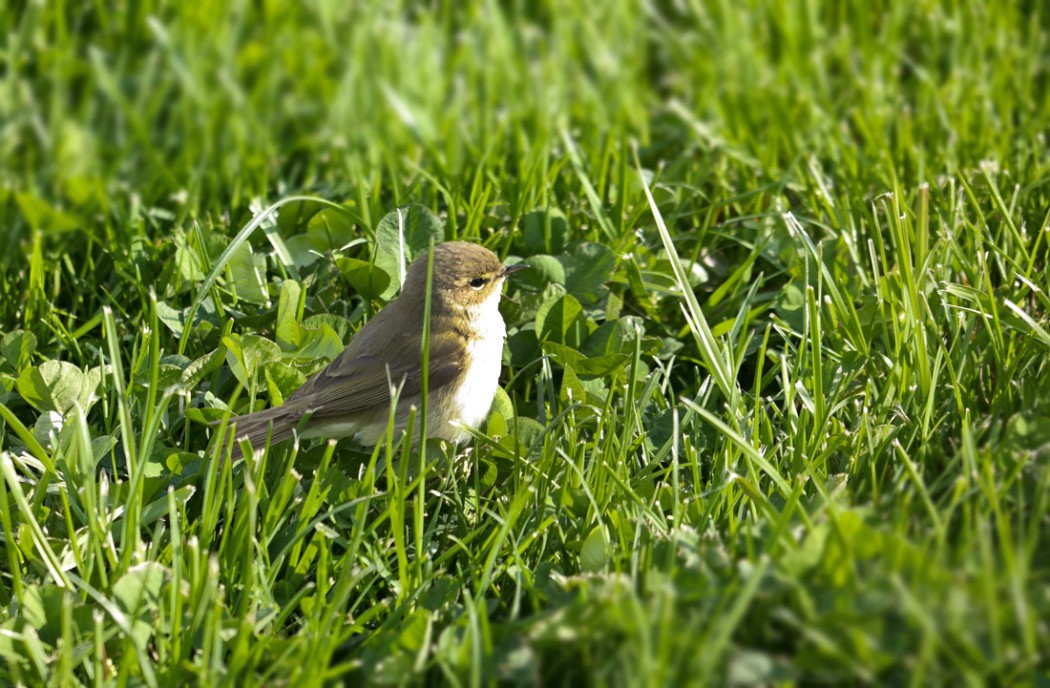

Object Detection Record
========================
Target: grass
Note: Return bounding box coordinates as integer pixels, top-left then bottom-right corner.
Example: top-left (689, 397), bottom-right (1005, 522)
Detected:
top-left (2, 0), bottom-right (1050, 685)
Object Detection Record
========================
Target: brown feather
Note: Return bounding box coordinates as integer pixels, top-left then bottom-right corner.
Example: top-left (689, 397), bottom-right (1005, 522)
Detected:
top-left (226, 242), bottom-right (510, 459)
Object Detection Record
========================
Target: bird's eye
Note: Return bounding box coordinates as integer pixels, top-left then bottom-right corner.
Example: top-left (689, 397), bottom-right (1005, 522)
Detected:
top-left (469, 277), bottom-right (487, 289)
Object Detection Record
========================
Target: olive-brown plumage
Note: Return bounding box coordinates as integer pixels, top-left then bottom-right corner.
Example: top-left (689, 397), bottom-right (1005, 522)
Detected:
top-left (229, 242), bottom-right (525, 457)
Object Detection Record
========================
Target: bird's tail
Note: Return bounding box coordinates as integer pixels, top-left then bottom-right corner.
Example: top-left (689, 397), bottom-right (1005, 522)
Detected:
top-left (224, 404), bottom-right (306, 460)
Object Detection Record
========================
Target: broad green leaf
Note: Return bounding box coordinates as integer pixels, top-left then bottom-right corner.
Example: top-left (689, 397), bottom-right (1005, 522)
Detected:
top-left (224, 334), bottom-right (281, 388)
top-left (485, 409), bottom-right (509, 438)
top-left (165, 451), bottom-right (200, 475)
top-left (159, 353), bottom-right (191, 370)
top-left (16, 361), bottom-right (99, 414)
top-left (336, 256), bottom-right (391, 300)
top-left (507, 329), bottom-right (542, 368)
top-left (294, 322), bottom-right (345, 365)
top-left (184, 407), bottom-right (228, 426)
top-left (155, 361), bottom-right (186, 390)
top-left (283, 205), bottom-right (363, 269)
top-left (112, 562), bottom-right (168, 614)
top-left (584, 317), bottom-right (655, 358)
top-left (517, 254), bottom-right (569, 292)
top-left (265, 362), bottom-right (307, 404)
top-left (91, 435), bottom-right (117, 468)
top-left (512, 416), bottom-right (546, 449)
top-left (780, 522), bottom-right (832, 578)
top-left (112, 562), bottom-right (168, 648)
top-left (397, 609), bottom-right (431, 653)
top-left (485, 387), bottom-right (515, 437)
top-left (227, 241), bottom-right (269, 305)
top-left (373, 204), bottom-right (444, 296)
top-left (580, 526), bottom-right (609, 572)
top-left (241, 335), bottom-right (283, 375)
top-left (581, 320), bottom-right (629, 357)
top-left (522, 208), bottom-right (569, 254)
top-left (490, 386), bottom-right (515, 421)
top-left (535, 293), bottom-right (588, 348)
top-left (495, 416), bottom-right (546, 457)
top-left (276, 280), bottom-right (304, 350)
top-left (420, 577), bottom-right (458, 611)
top-left (0, 619), bottom-right (34, 670)
top-left (1, 330), bottom-right (37, 372)
top-left (774, 281), bottom-right (806, 331)
top-left (623, 253), bottom-right (656, 312)
top-left (306, 206), bottom-right (356, 248)
top-left (33, 410), bottom-right (65, 447)
top-left (566, 242), bottom-right (615, 304)
top-left (284, 234), bottom-right (323, 268)
top-left (155, 300), bottom-right (186, 336)
top-left (142, 452), bottom-right (167, 479)
top-left (20, 584), bottom-right (70, 644)
top-left (181, 347), bottom-right (225, 390)
top-left (174, 230), bottom-right (206, 281)
top-left (303, 313), bottom-right (353, 341)
top-left (275, 198), bottom-right (327, 234)
top-left (543, 342), bottom-right (629, 379)
top-left (560, 363), bottom-right (586, 403)
top-left (156, 299), bottom-right (219, 337)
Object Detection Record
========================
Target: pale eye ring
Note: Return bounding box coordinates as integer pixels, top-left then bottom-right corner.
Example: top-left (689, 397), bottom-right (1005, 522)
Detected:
top-left (469, 277), bottom-right (486, 289)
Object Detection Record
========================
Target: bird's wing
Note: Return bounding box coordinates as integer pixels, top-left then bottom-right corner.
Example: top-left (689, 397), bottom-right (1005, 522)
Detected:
top-left (287, 331), bottom-right (465, 418)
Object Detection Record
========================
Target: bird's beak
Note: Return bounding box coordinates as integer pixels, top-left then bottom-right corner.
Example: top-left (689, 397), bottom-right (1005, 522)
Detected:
top-left (499, 263), bottom-right (529, 277)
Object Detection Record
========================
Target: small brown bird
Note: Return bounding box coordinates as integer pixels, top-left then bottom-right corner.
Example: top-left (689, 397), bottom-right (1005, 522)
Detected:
top-left (228, 241), bottom-right (526, 457)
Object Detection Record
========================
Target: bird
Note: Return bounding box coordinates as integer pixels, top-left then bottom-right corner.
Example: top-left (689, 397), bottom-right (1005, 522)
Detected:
top-left (227, 241), bottom-right (527, 458)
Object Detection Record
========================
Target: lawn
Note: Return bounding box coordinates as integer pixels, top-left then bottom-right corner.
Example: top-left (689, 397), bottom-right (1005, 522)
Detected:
top-left (1, 1), bottom-right (1049, 685)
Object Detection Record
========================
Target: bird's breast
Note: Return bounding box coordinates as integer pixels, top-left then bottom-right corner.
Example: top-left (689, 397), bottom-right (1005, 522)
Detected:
top-left (438, 302), bottom-right (506, 440)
